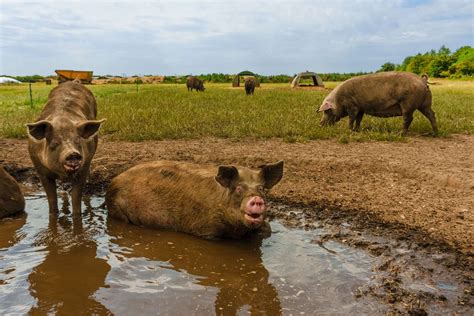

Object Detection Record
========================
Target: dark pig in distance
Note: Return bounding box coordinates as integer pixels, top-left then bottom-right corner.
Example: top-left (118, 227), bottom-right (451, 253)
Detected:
top-left (318, 72), bottom-right (438, 135)
top-left (0, 166), bottom-right (25, 218)
top-left (106, 160), bottom-right (284, 239)
top-left (26, 80), bottom-right (105, 213)
top-left (186, 76), bottom-right (205, 92)
top-left (244, 77), bottom-right (256, 95)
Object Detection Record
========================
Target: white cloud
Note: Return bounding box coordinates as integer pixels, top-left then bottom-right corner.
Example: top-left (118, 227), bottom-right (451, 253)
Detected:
top-left (0, 0), bottom-right (472, 75)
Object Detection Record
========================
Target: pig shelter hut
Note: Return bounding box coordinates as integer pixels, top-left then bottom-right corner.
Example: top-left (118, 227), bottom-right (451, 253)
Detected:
top-left (232, 71), bottom-right (260, 87)
top-left (55, 70), bottom-right (93, 84)
top-left (291, 71), bottom-right (324, 88)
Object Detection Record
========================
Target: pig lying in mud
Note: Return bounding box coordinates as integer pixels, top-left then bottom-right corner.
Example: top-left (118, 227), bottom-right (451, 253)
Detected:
top-left (0, 166), bottom-right (25, 218)
top-left (106, 160), bottom-right (284, 239)
top-left (318, 72), bottom-right (438, 135)
top-left (244, 77), bottom-right (256, 95)
top-left (26, 80), bottom-right (105, 213)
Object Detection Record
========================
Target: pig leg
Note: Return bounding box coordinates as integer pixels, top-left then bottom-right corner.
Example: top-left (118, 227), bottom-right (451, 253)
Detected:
top-left (419, 107), bottom-right (438, 136)
top-left (402, 111), bottom-right (414, 135)
top-left (347, 108), bottom-right (360, 131)
top-left (71, 171), bottom-right (88, 214)
top-left (354, 112), bottom-right (364, 131)
top-left (39, 175), bottom-right (58, 213)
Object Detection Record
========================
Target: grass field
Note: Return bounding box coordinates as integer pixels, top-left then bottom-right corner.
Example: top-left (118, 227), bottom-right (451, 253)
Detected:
top-left (0, 80), bottom-right (473, 142)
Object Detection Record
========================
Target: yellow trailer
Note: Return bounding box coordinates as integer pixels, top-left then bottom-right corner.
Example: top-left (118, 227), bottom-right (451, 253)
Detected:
top-left (55, 70), bottom-right (93, 84)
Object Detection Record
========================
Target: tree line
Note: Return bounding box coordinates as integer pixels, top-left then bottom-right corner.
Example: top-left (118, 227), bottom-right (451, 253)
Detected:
top-left (163, 72), bottom-right (373, 84)
top-left (3, 45), bottom-right (472, 83)
top-left (379, 45), bottom-right (473, 78)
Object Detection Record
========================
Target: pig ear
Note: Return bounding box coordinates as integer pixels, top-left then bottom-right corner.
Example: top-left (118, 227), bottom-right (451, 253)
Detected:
top-left (318, 102), bottom-right (334, 112)
top-left (26, 120), bottom-right (53, 141)
top-left (259, 161), bottom-right (284, 189)
top-left (77, 119), bottom-right (106, 139)
top-left (215, 166), bottom-right (239, 188)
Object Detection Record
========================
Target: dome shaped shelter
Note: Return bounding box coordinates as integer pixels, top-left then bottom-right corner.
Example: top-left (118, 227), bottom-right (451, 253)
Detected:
top-left (291, 71), bottom-right (324, 88)
top-left (232, 70), bottom-right (260, 87)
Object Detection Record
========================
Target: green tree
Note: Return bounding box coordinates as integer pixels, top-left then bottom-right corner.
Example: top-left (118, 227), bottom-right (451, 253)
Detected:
top-left (379, 62), bottom-right (397, 72)
top-left (429, 54), bottom-right (456, 77)
top-left (438, 45), bottom-right (451, 55)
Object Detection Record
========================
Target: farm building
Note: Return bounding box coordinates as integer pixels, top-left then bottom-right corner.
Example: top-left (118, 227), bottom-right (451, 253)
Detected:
top-left (55, 70), bottom-right (93, 84)
top-left (232, 71), bottom-right (261, 87)
top-left (291, 71), bottom-right (324, 88)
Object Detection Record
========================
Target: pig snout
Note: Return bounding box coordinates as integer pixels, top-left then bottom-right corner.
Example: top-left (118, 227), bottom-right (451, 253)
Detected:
top-left (320, 113), bottom-right (336, 126)
top-left (244, 196), bottom-right (266, 227)
top-left (64, 152), bottom-right (83, 173)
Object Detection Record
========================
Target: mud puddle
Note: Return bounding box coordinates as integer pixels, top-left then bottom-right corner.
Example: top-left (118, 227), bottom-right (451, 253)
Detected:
top-left (0, 194), bottom-right (470, 315)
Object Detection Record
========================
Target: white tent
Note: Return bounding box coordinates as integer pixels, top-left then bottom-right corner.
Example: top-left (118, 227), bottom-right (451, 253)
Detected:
top-left (0, 77), bottom-right (22, 84)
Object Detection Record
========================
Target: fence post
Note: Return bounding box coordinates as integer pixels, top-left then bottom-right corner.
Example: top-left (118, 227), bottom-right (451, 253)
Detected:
top-left (29, 82), bottom-right (33, 108)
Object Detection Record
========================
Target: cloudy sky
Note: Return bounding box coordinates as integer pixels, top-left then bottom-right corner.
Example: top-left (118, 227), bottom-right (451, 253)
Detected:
top-left (0, 0), bottom-right (472, 76)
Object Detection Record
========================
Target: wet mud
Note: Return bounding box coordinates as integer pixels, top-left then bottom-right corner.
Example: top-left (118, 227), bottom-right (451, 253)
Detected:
top-left (269, 202), bottom-right (473, 315)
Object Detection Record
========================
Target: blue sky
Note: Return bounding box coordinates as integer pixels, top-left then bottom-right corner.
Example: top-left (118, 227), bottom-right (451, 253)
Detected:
top-left (0, 0), bottom-right (472, 76)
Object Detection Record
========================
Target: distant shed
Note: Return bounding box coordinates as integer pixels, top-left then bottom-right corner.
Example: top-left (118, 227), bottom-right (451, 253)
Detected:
top-left (55, 70), bottom-right (93, 84)
top-left (232, 70), bottom-right (260, 87)
top-left (291, 71), bottom-right (324, 88)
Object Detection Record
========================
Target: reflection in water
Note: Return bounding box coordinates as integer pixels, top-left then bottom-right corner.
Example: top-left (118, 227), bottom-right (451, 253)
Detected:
top-left (0, 194), bottom-right (381, 315)
top-left (0, 212), bottom-right (27, 250)
top-left (1, 196), bottom-right (47, 314)
top-left (27, 199), bottom-right (111, 314)
top-left (103, 219), bottom-right (282, 315)
top-left (0, 194), bottom-right (110, 314)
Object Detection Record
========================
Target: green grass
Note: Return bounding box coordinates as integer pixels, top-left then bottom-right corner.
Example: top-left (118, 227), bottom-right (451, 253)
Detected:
top-left (1, 80), bottom-right (473, 142)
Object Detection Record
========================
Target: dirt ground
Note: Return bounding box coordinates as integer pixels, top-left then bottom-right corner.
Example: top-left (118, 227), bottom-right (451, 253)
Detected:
top-left (1, 135), bottom-right (473, 312)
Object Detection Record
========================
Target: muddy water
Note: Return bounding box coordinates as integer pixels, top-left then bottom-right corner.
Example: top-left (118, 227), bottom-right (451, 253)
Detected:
top-left (0, 194), bottom-right (383, 315)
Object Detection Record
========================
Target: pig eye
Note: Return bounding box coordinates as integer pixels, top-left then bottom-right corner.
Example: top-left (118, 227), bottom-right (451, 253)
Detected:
top-left (235, 186), bottom-right (243, 194)
top-left (257, 185), bottom-right (265, 194)
top-left (49, 140), bottom-right (60, 149)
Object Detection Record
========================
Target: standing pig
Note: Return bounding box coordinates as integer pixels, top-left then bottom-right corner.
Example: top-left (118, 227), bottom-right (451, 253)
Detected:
top-left (106, 160), bottom-right (284, 239)
top-left (26, 80), bottom-right (105, 213)
top-left (318, 72), bottom-right (438, 135)
top-left (186, 76), bottom-right (205, 92)
top-left (0, 166), bottom-right (25, 218)
top-left (244, 77), bottom-right (256, 95)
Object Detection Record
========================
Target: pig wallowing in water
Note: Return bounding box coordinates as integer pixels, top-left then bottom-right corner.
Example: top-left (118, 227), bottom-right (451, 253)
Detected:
top-left (106, 160), bottom-right (284, 239)
top-left (318, 71), bottom-right (438, 135)
top-left (26, 80), bottom-right (105, 214)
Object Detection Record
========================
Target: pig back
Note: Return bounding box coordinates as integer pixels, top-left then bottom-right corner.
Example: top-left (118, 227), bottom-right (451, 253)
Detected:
top-left (39, 81), bottom-right (97, 121)
top-left (106, 161), bottom-right (228, 235)
top-left (336, 72), bottom-right (430, 114)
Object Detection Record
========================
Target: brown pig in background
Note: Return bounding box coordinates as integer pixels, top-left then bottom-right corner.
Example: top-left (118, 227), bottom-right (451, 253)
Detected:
top-left (26, 80), bottom-right (105, 214)
top-left (106, 160), bottom-right (284, 239)
top-left (186, 76), bottom-right (205, 92)
top-left (244, 77), bottom-right (256, 95)
top-left (318, 71), bottom-right (438, 135)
